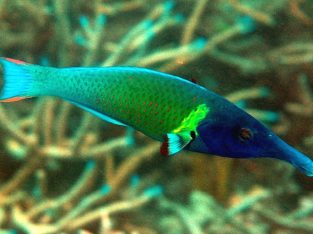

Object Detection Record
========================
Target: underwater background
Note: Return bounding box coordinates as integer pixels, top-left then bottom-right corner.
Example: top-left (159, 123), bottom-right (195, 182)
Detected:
top-left (0, 0), bottom-right (313, 233)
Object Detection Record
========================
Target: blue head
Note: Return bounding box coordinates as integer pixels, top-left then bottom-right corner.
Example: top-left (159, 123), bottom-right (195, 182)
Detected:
top-left (188, 100), bottom-right (313, 176)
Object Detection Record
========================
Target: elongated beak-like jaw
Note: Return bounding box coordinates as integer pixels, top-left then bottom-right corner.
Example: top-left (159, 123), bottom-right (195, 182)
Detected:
top-left (271, 136), bottom-right (313, 176)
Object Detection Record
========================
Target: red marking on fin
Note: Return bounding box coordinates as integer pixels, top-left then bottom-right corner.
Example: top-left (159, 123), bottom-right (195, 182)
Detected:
top-left (190, 78), bottom-right (198, 84)
top-left (4, 58), bottom-right (27, 65)
top-left (2, 97), bottom-right (27, 102)
top-left (160, 135), bottom-right (169, 156)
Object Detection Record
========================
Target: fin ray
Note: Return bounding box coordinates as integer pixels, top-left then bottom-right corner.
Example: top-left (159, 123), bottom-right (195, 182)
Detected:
top-left (0, 58), bottom-right (33, 101)
top-left (67, 100), bottom-right (126, 126)
top-left (161, 131), bottom-right (194, 156)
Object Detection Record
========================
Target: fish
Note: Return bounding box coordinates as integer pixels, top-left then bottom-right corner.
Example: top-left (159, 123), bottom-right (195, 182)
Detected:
top-left (0, 57), bottom-right (312, 176)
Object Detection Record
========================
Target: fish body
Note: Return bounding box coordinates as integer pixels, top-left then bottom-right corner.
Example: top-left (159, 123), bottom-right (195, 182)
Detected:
top-left (1, 59), bottom-right (210, 140)
top-left (0, 57), bottom-right (313, 176)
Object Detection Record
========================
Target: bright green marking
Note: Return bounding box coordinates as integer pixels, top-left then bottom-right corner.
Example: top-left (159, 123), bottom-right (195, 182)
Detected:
top-left (172, 103), bottom-right (209, 135)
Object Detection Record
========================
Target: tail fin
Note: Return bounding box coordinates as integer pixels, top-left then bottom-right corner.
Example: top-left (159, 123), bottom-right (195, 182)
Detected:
top-left (0, 58), bottom-right (34, 102)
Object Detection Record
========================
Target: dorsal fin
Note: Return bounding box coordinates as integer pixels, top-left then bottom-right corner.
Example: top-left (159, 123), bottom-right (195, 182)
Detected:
top-left (190, 78), bottom-right (198, 84)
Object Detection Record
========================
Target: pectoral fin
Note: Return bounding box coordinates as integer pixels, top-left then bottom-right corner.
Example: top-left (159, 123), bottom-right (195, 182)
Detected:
top-left (160, 131), bottom-right (195, 156)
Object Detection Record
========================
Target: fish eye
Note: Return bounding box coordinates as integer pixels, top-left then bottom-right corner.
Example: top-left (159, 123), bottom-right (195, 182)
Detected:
top-left (238, 127), bottom-right (253, 142)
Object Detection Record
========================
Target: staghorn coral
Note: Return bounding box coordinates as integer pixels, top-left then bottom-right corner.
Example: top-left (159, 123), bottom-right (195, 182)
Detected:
top-left (0, 0), bottom-right (312, 233)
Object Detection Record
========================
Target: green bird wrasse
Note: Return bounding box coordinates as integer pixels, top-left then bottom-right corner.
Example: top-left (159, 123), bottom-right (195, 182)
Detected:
top-left (0, 57), bottom-right (312, 176)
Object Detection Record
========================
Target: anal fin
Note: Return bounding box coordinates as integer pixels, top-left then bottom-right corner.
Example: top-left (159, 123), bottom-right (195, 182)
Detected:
top-left (68, 100), bottom-right (126, 126)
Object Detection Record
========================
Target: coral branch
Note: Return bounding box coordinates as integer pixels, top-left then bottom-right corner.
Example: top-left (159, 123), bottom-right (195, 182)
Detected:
top-left (181, 0), bottom-right (208, 45)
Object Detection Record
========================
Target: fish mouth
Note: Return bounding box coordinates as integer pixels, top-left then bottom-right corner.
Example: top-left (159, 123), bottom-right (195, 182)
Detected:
top-left (286, 149), bottom-right (313, 176)
top-left (270, 137), bottom-right (313, 176)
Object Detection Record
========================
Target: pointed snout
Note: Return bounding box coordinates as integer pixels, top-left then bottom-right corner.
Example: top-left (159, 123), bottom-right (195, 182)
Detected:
top-left (269, 136), bottom-right (313, 176)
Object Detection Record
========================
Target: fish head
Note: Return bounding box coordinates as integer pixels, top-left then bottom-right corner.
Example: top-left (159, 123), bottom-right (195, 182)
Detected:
top-left (188, 106), bottom-right (313, 176)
